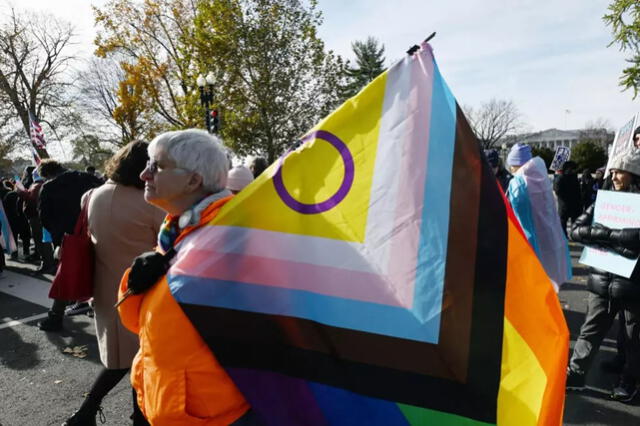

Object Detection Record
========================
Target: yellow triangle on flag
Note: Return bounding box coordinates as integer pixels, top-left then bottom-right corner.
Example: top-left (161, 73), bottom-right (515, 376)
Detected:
top-left (215, 72), bottom-right (388, 243)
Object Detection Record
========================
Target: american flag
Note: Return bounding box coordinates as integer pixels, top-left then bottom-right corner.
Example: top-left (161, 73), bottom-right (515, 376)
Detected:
top-left (30, 147), bottom-right (41, 166)
top-left (28, 111), bottom-right (46, 149)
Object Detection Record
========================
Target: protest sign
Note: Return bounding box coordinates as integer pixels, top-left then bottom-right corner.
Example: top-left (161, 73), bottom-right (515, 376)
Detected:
top-left (579, 190), bottom-right (640, 278)
top-left (606, 114), bottom-right (638, 173)
top-left (550, 146), bottom-right (571, 171)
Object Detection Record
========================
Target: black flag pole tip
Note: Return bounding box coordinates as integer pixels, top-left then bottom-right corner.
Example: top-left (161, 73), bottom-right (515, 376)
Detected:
top-left (407, 32), bottom-right (437, 56)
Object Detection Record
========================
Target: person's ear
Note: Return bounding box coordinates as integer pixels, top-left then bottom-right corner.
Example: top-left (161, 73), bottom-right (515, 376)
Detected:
top-left (185, 173), bottom-right (203, 192)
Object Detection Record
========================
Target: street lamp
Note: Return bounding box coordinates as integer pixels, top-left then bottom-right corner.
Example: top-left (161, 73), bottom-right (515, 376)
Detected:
top-left (196, 71), bottom-right (220, 133)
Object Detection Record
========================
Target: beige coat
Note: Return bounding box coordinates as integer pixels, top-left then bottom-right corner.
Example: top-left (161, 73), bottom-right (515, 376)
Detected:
top-left (86, 181), bottom-right (165, 369)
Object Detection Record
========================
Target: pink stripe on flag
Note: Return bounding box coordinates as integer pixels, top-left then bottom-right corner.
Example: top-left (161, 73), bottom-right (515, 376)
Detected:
top-left (171, 248), bottom-right (408, 307)
top-left (379, 52), bottom-right (435, 307)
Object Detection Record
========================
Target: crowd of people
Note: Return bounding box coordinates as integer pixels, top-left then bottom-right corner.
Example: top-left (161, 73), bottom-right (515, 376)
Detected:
top-left (0, 130), bottom-right (267, 425)
top-left (2, 126), bottom-right (640, 423)
top-left (485, 126), bottom-right (640, 404)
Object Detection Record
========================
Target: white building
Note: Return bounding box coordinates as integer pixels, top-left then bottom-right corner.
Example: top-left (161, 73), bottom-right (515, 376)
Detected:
top-left (520, 129), bottom-right (581, 150)
top-left (503, 128), bottom-right (613, 152)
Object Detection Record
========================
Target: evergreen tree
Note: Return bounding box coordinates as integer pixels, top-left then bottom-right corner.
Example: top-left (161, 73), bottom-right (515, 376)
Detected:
top-left (341, 37), bottom-right (386, 100)
top-left (604, 1), bottom-right (640, 98)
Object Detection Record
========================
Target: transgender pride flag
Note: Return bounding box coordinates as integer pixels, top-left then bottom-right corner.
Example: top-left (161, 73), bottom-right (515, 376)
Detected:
top-left (168, 42), bottom-right (568, 425)
top-left (0, 202), bottom-right (16, 254)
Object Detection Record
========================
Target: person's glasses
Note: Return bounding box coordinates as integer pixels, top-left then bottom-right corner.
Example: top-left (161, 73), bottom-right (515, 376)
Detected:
top-left (145, 160), bottom-right (189, 176)
top-left (145, 160), bottom-right (160, 176)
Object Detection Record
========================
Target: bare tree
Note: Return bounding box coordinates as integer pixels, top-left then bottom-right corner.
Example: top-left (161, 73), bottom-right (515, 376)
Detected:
top-left (0, 7), bottom-right (77, 158)
top-left (464, 99), bottom-right (524, 149)
top-left (76, 56), bottom-right (154, 146)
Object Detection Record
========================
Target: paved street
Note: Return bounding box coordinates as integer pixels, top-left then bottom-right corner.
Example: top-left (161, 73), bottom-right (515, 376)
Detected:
top-left (0, 260), bottom-right (131, 426)
top-left (0, 245), bottom-right (639, 425)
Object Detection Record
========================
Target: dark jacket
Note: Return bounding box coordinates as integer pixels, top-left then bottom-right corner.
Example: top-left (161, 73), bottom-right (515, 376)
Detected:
top-left (571, 204), bottom-right (640, 300)
top-left (580, 175), bottom-right (596, 210)
top-left (554, 173), bottom-right (582, 216)
top-left (496, 168), bottom-right (513, 192)
top-left (39, 170), bottom-right (103, 246)
top-left (3, 191), bottom-right (29, 237)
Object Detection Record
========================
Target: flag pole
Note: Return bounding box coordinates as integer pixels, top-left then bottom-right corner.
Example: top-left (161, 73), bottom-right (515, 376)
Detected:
top-left (406, 32), bottom-right (437, 56)
top-left (39, 119), bottom-right (69, 162)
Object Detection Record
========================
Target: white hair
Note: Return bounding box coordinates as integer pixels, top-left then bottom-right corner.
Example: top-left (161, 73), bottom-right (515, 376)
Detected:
top-left (148, 129), bottom-right (229, 192)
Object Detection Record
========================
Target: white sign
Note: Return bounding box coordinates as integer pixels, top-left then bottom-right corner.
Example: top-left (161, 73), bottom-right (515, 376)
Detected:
top-left (579, 190), bottom-right (640, 278)
top-left (550, 146), bottom-right (571, 171)
top-left (606, 114), bottom-right (639, 174)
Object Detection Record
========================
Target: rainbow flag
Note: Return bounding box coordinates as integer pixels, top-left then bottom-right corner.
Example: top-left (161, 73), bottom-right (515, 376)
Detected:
top-left (168, 42), bottom-right (568, 425)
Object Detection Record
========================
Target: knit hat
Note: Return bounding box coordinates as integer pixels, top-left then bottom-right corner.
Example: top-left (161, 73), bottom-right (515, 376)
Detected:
top-left (506, 143), bottom-right (532, 167)
top-left (226, 165), bottom-right (254, 192)
top-left (609, 151), bottom-right (640, 177)
top-left (484, 149), bottom-right (500, 167)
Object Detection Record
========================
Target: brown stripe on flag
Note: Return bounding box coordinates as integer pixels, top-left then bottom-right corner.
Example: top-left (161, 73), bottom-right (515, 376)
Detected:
top-left (432, 102), bottom-right (483, 382)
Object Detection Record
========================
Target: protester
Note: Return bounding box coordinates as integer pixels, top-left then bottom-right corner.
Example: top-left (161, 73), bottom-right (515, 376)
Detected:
top-left (484, 148), bottom-right (512, 192)
top-left (38, 160), bottom-right (103, 249)
top-left (22, 166), bottom-right (35, 189)
top-left (506, 143), bottom-right (572, 290)
top-left (249, 156), bottom-right (268, 178)
top-left (594, 167), bottom-right (606, 191)
top-left (16, 170), bottom-right (55, 266)
top-left (567, 151), bottom-right (640, 402)
top-left (37, 159), bottom-right (103, 331)
top-left (580, 168), bottom-right (596, 211)
top-left (554, 160), bottom-right (582, 236)
top-left (63, 141), bottom-right (165, 425)
top-left (227, 165), bottom-right (254, 194)
top-left (117, 129), bottom-right (251, 424)
top-left (2, 181), bottom-right (31, 259)
top-left (0, 179), bottom-right (11, 200)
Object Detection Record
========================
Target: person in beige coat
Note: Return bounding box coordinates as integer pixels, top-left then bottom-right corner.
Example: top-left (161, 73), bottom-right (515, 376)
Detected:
top-left (64, 141), bottom-right (165, 426)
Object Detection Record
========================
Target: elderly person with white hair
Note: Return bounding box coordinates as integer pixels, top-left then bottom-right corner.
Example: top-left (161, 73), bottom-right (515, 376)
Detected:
top-left (117, 129), bottom-right (252, 425)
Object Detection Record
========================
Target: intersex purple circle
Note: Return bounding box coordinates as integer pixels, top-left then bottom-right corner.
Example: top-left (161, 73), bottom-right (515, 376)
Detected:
top-left (273, 130), bottom-right (355, 214)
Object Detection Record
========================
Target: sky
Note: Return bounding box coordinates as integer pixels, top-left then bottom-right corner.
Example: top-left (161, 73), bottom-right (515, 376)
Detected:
top-left (5, 0), bottom-right (639, 141)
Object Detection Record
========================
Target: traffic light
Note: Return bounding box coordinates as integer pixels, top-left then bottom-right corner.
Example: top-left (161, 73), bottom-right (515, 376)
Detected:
top-left (210, 109), bottom-right (220, 133)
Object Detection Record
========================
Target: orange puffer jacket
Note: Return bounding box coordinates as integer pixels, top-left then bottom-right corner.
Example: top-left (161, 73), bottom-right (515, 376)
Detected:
top-left (118, 196), bottom-right (249, 425)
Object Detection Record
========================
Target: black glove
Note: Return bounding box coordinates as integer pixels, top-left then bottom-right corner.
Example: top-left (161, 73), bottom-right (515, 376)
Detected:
top-left (127, 248), bottom-right (176, 295)
top-left (609, 228), bottom-right (640, 249)
top-left (590, 223), bottom-right (612, 243)
top-left (610, 244), bottom-right (640, 259)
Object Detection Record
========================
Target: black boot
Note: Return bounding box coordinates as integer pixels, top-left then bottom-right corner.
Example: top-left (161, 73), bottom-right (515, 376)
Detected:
top-left (38, 312), bottom-right (63, 332)
top-left (36, 261), bottom-right (57, 275)
top-left (62, 405), bottom-right (105, 426)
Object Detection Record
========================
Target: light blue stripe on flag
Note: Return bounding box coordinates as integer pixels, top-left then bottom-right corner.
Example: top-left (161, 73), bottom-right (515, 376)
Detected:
top-left (411, 59), bottom-right (457, 337)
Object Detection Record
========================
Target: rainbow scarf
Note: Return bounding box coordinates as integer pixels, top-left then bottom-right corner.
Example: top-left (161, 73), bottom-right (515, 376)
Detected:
top-left (167, 42), bottom-right (568, 425)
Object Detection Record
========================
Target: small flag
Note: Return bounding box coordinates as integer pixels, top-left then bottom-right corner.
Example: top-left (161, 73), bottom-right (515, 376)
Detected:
top-left (28, 111), bottom-right (47, 150)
